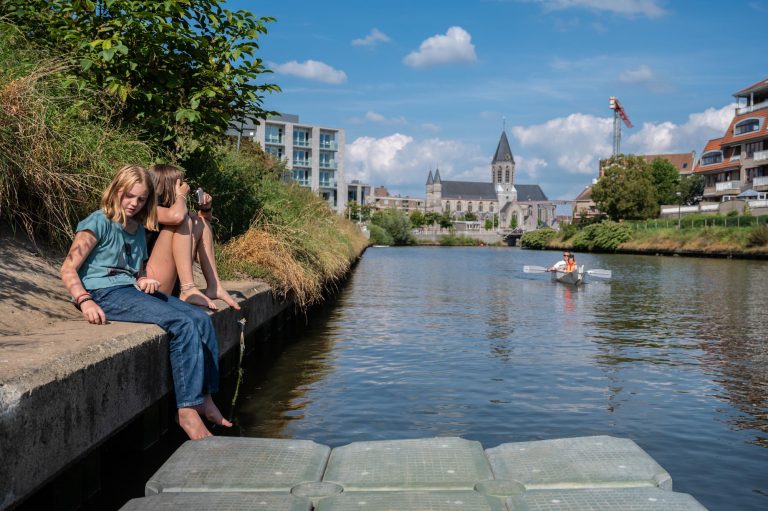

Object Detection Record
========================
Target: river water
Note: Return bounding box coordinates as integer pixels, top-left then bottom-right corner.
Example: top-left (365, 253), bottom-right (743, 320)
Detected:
top-left (234, 247), bottom-right (768, 510)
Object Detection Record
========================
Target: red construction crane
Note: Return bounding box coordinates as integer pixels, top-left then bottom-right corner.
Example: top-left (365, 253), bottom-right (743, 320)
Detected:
top-left (609, 96), bottom-right (633, 156)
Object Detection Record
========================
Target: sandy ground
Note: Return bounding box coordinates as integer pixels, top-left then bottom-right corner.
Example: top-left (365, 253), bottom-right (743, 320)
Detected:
top-left (1, 233), bottom-right (80, 336)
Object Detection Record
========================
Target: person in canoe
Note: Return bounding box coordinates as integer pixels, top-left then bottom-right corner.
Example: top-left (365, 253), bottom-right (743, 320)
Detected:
top-left (549, 251), bottom-right (577, 273)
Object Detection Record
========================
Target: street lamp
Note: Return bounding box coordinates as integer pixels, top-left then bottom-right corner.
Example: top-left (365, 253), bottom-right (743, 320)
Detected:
top-left (676, 191), bottom-right (682, 229)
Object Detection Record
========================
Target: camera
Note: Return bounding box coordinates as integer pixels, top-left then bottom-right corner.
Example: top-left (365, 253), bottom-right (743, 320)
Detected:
top-left (196, 188), bottom-right (205, 205)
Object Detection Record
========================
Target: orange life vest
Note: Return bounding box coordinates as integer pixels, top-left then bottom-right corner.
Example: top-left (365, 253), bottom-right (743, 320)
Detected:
top-left (564, 261), bottom-right (577, 272)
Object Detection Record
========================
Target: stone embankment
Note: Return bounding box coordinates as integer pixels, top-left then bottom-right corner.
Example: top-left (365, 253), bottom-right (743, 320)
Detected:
top-left (0, 279), bottom-right (291, 511)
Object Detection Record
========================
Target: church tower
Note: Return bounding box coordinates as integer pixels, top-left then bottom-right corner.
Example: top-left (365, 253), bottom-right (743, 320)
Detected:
top-left (492, 131), bottom-right (516, 204)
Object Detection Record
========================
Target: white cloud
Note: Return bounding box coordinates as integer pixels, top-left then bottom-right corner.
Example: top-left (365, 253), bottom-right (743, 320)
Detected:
top-left (366, 111), bottom-right (407, 125)
top-left (618, 64), bottom-right (673, 93)
top-left (532, 0), bottom-right (667, 18)
top-left (403, 26), bottom-right (477, 68)
top-left (352, 28), bottom-right (392, 46)
top-left (626, 103), bottom-right (736, 154)
top-left (511, 113), bottom-right (614, 175)
top-left (269, 60), bottom-right (347, 84)
top-left (346, 134), bottom-right (486, 192)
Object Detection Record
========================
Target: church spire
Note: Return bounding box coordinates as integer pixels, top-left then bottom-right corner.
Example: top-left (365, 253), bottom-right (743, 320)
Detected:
top-left (426, 169), bottom-right (433, 185)
top-left (492, 131), bottom-right (514, 164)
top-left (433, 167), bottom-right (441, 183)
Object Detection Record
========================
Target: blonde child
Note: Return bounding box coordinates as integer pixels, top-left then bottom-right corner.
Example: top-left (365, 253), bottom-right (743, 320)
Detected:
top-left (60, 164), bottom-right (232, 439)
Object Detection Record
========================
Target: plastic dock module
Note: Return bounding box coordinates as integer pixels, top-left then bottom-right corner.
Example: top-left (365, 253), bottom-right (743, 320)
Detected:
top-left (506, 488), bottom-right (708, 511)
top-left (322, 437), bottom-right (494, 491)
top-left (138, 436), bottom-right (708, 510)
top-left (485, 436), bottom-right (672, 490)
top-left (145, 437), bottom-right (331, 494)
top-left (316, 491), bottom-right (507, 511)
top-left (120, 492), bottom-right (312, 511)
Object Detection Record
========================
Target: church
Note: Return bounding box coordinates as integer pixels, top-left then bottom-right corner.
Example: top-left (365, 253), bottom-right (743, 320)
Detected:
top-left (425, 131), bottom-right (557, 230)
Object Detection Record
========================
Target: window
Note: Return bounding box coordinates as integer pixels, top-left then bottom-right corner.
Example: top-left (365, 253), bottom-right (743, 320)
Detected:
top-left (293, 149), bottom-right (311, 166)
top-left (478, 202), bottom-right (483, 212)
top-left (292, 169), bottom-right (310, 186)
top-left (496, 170), bottom-right (502, 182)
top-left (746, 141), bottom-right (763, 158)
top-left (265, 125), bottom-right (283, 144)
top-left (319, 131), bottom-right (336, 149)
top-left (468, 202), bottom-right (473, 212)
top-left (293, 129), bottom-right (311, 147)
top-left (505, 170), bottom-right (510, 182)
top-left (489, 203), bottom-right (494, 212)
top-left (457, 202), bottom-right (462, 212)
top-left (701, 151), bottom-right (722, 165)
top-left (735, 118), bottom-right (760, 136)
top-left (266, 146), bottom-right (284, 159)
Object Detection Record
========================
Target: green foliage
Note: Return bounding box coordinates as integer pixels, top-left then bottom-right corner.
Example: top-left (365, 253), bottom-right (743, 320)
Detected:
top-left (559, 222), bottom-right (578, 240)
top-left (462, 211), bottom-right (478, 221)
top-left (678, 174), bottom-right (704, 205)
top-left (371, 209), bottom-right (414, 245)
top-left (368, 224), bottom-right (393, 246)
top-left (520, 228), bottom-right (557, 249)
top-left (727, 210), bottom-right (738, 217)
top-left (747, 224), bottom-right (768, 247)
top-left (345, 201), bottom-right (372, 222)
top-left (182, 140), bottom-right (286, 241)
top-left (484, 218), bottom-right (493, 230)
top-left (424, 211), bottom-right (442, 226)
top-left (0, 26), bottom-right (153, 245)
top-left (410, 209), bottom-right (426, 228)
top-left (438, 212), bottom-right (453, 229)
top-left (570, 221), bottom-right (632, 251)
top-left (649, 157), bottom-right (680, 206)
top-left (592, 154), bottom-right (658, 220)
top-left (438, 235), bottom-right (483, 246)
top-left (1, 1), bottom-right (279, 155)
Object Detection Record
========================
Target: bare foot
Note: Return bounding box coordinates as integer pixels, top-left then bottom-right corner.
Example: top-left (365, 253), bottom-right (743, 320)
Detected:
top-left (177, 408), bottom-right (213, 440)
top-left (204, 283), bottom-right (241, 311)
top-left (180, 287), bottom-right (217, 310)
top-left (194, 394), bottom-right (233, 428)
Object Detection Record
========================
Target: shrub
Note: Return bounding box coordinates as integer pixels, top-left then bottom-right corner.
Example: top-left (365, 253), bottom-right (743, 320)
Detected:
top-left (747, 224), bottom-right (768, 248)
top-left (368, 224), bottom-right (393, 246)
top-left (439, 234), bottom-right (483, 246)
top-left (520, 228), bottom-right (557, 249)
top-left (571, 221), bottom-right (632, 251)
top-left (371, 209), bottom-right (414, 245)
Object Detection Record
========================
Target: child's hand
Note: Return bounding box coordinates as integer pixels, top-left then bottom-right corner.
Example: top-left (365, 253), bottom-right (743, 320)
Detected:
top-left (137, 277), bottom-right (161, 294)
top-left (175, 179), bottom-right (190, 198)
top-left (81, 300), bottom-right (106, 324)
top-left (199, 192), bottom-right (213, 209)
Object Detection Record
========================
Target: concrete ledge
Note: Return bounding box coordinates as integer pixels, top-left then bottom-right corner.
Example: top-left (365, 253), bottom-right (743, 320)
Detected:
top-left (0, 280), bottom-right (291, 511)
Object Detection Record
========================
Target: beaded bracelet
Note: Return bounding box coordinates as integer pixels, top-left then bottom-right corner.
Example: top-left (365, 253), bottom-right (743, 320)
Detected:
top-left (74, 296), bottom-right (94, 311)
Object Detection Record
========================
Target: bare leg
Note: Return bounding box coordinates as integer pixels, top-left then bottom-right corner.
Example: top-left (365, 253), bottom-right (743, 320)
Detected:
top-left (193, 394), bottom-right (233, 428)
top-left (147, 226), bottom-right (180, 295)
top-left (191, 215), bottom-right (241, 310)
top-left (176, 407), bottom-right (213, 440)
top-left (173, 217), bottom-right (216, 310)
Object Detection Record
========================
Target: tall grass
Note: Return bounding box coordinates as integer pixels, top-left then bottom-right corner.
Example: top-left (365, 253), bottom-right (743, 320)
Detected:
top-left (221, 179), bottom-right (367, 308)
top-left (0, 25), bottom-right (153, 245)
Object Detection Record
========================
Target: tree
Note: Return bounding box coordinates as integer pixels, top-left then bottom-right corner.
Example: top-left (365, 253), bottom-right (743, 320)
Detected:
top-left (678, 174), bottom-right (704, 205)
top-left (346, 201), bottom-right (361, 221)
top-left (438, 212), bottom-right (453, 229)
top-left (424, 211), bottom-right (441, 227)
top-left (591, 155), bottom-right (658, 220)
top-left (410, 209), bottom-right (426, 229)
top-left (462, 211), bottom-right (478, 221)
top-left (371, 209), bottom-right (414, 245)
top-left (1, 0), bottom-right (279, 155)
top-left (649, 158), bottom-right (680, 206)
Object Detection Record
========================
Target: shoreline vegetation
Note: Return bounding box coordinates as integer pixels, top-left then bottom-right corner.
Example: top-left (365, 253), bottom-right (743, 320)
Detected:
top-left (0, 19), bottom-right (367, 311)
top-left (521, 217), bottom-right (768, 259)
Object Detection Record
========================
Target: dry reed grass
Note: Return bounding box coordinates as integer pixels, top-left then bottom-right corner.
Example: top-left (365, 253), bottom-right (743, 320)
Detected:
top-left (222, 185), bottom-right (368, 308)
top-left (0, 31), bottom-right (152, 245)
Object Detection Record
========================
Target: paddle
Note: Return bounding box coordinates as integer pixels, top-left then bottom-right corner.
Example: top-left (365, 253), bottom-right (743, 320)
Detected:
top-left (523, 265), bottom-right (612, 278)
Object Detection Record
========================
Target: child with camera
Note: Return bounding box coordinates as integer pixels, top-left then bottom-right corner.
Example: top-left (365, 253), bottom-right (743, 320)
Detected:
top-left (60, 164), bottom-right (232, 439)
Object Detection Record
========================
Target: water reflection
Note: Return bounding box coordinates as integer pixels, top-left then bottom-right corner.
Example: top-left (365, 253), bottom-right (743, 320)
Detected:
top-left (234, 247), bottom-right (768, 510)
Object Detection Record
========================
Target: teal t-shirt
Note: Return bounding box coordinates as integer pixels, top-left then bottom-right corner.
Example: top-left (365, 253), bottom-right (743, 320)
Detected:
top-left (76, 210), bottom-right (148, 291)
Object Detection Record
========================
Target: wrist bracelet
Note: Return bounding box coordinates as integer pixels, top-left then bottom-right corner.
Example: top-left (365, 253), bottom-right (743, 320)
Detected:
top-left (74, 296), bottom-right (94, 311)
top-left (73, 292), bottom-right (91, 304)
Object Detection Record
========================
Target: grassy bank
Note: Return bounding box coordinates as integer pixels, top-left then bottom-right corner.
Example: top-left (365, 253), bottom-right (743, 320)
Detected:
top-left (0, 28), bottom-right (367, 307)
top-left (521, 218), bottom-right (768, 257)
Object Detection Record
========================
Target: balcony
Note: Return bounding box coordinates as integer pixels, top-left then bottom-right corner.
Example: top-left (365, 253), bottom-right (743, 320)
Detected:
top-left (753, 176), bottom-right (768, 189)
top-left (265, 136), bottom-right (284, 145)
top-left (319, 179), bottom-right (337, 188)
top-left (736, 99), bottom-right (768, 115)
top-left (293, 138), bottom-right (311, 148)
top-left (319, 160), bottom-right (337, 170)
top-left (294, 179), bottom-right (310, 187)
top-left (293, 159), bottom-right (311, 167)
top-left (715, 180), bottom-right (741, 192)
top-left (753, 150), bottom-right (768, 162)
top-left (319, 141), bottom-right (338, 150)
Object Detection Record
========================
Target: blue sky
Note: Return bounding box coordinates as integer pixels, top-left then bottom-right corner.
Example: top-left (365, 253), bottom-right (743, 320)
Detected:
top-left (229, 0), bottom-right (767, 200)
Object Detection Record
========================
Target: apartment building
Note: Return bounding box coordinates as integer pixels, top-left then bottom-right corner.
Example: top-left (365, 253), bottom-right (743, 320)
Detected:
top-left (371, 186), bottom-right (425, 213)
top-left (694, 78), bottom-right (768, 202)
top-left (229, 114), bottom-right (346, 213)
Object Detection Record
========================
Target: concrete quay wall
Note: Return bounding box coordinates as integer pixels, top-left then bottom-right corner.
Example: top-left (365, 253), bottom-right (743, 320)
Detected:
top-left (0, 281), bottom-right (290, 511)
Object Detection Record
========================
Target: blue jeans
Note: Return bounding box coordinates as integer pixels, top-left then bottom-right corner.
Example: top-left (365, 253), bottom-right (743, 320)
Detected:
top-left (90, 285), bottom-right (220, 408)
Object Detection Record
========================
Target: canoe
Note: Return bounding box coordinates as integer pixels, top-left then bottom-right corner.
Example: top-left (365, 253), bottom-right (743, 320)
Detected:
top-left (551, 266), bottom-right (585, 286)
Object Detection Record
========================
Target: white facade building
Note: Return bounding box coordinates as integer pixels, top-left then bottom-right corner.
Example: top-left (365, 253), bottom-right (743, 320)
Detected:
top-left (229, 114), bottom-right (346, 213)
